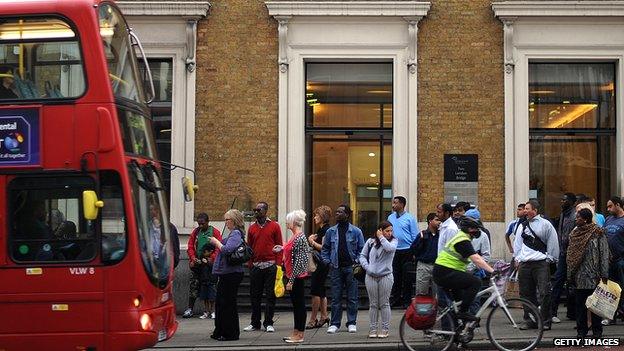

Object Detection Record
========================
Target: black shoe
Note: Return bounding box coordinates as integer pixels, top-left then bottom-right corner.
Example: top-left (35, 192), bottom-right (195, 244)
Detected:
top-left (210, 334), bottom-right (220, 340)
top-left (543, 323), bottom-right (551, 331)
top-left (456, 312), bottom-right (479, 322)
top-left (593, 332), bottom-right (603, 339)
top-left (519, 322), bottom-right (538, 330)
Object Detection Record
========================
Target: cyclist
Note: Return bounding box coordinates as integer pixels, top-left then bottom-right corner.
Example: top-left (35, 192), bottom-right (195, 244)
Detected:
top-left (433, 216), bottom-right (495, 322)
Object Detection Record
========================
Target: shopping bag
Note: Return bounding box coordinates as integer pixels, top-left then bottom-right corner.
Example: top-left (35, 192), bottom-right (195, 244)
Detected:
top-left (586, 280), bottom-right (622, 320)
top-left (274, 266), bottom-right (285, 298)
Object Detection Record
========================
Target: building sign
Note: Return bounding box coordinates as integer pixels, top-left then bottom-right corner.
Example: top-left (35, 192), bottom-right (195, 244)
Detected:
top-left (444, 154), bottom-right (478, 206)
top-left (0, 108), bottom-right (40, 167)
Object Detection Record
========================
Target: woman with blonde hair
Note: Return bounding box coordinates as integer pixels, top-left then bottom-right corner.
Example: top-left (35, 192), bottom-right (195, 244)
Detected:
top-left (274, 209), bottom-right (310, 343)
top-left (209, 209), bottom-right (246, 341)
top-left (306, 205), bottom-right (332, 329)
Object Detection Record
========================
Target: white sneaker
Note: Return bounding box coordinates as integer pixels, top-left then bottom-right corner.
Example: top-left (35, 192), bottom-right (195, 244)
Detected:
top-left (327, 325), bottom-right (338, 334)
top-left (348, 325), bottom-right (357, 333)
top-left (243, 324), bottom-right (259, 332)
top-left (552, 316), bottom-right (561, 323)
top-left (266, 325), bottom-right (275, 333)
top-left (602, 319), bottom-right (611, 326)
top-left (182, 308), bottom-right (193, 318)
top-left (199, 312), bottom-right (209, 319)
top-left (210, 312), bottom-right (215, 319)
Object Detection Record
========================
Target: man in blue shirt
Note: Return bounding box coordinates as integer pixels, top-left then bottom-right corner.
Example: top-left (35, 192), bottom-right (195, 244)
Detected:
top-left (505, 203), bottom-right (526, 254)
top-left (387, 196), bottom-right (418, 307)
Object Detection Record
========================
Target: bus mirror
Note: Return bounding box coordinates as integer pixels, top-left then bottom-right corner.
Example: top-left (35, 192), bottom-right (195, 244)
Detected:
top-left (182, 177), bottom-right (198, 202)
top-left (83, 190), bottom-right (104, 220)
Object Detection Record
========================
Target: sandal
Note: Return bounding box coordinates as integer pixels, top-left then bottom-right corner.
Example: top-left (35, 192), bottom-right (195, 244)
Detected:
top-left (305, 320), bottom-right (319, 329)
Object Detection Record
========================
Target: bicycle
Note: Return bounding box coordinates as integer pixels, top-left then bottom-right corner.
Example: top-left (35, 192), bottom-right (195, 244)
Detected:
top-left (400, 274), bottom-right (543, 351)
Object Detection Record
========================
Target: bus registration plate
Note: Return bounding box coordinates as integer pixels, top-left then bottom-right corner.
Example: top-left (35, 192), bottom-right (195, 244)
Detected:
top-left (158, 329), bottom-right (167, 342)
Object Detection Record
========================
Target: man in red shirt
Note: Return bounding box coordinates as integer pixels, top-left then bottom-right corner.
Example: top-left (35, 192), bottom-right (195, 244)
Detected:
top-left (182, 213), bottom-right (222, 318)
top-left (243, 202), bottom-right (283, 332)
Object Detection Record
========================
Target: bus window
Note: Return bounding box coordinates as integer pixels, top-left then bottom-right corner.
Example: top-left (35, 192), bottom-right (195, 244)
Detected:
top-left (9, 176), bottom-right (97, 263)
top-left (100, 171), bottom-right (127, 264)
top-left (118, 108), bottom-right (157, 159)
top-left (129, 162), bottom-right (171, 288)
top-left (0, 17), bottom-right (86, 100)
top-left (98, 3), bottom-right (145, 103)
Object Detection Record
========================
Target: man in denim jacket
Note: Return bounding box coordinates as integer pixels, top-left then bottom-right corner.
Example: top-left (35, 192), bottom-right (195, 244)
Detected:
top-left (321, 204), bottom-right (365, 334)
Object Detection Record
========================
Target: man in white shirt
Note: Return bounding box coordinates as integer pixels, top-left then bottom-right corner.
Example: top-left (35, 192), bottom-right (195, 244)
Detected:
top-left (437, 203), bottom-right (459, 253)
top-left (513, 199), bottom-right (559, 331)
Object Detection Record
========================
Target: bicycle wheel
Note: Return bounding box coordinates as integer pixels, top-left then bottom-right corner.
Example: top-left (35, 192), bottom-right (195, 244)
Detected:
top-left (400, 310), bottom-right (456, 351)
top-left (486, 297), bottom-right (543, 351)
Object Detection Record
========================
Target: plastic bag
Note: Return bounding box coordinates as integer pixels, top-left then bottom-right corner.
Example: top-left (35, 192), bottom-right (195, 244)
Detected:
top-left (586, 280), bottom-right (622, 320)
top-left (274, 265), bottom-right (285, 298)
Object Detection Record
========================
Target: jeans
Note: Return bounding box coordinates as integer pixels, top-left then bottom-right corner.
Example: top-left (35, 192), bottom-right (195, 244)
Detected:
top-left (249, 265), bottom-right (277, 328)
top-left (330, 266), bottom-right (359, 328)
top-left (518, 260), bottom-right (552, 325)
top-left (551, 252), bottom-right (574, 319)
top-left (391, 249), bottom-right (414, 305)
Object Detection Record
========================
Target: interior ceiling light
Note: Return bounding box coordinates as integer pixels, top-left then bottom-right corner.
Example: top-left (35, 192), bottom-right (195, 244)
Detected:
top-left (367, 90), bottom-right (391, 94)
top-left (529, 90), bottom-right (556, 95)
top-left (546, 104), bottom-right (597, 128)
top-left (369, 173), bottom-right (377, 178)
top-left (368, 152), bottom-right (375, 157)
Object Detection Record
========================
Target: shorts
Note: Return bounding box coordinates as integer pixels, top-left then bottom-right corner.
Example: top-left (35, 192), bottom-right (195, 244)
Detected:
top-left (200, 282), bottom-right (216, 301)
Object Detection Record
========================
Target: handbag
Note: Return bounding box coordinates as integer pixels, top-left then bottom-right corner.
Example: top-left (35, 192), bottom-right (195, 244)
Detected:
top-left (353, 240), bottom-right (373, 283)
top-left (307, 248), bottom-right (317, 273)
top-left (226, 237), bottom-right (253, 265)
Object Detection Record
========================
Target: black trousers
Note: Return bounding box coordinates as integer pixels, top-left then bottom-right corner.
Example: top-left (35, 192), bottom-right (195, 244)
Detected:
top-left (391, 249), bottom-right (414, 304)
top-left (290, 278), bottom-right (307, 332)
top-left (213, 272), bottom-right (244, 340)
top-left (575, 288), bottom-right (603, 337)
top-left (433, 265), bottom-right (481, 313)
top-left (250, 265), bottom-right (277, 328)
top-left (518, 260), bottom-right (552, 324)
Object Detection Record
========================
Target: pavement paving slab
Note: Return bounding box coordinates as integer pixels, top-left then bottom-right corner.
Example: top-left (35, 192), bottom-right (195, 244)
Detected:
top-left (149, 311), bottom-right (624, 351)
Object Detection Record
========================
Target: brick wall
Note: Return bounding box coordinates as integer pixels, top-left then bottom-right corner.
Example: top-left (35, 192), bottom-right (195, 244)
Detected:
top-left (194, 0), bottom-right (280, 220)
top-left (417, 0), bottom-right (505, 221)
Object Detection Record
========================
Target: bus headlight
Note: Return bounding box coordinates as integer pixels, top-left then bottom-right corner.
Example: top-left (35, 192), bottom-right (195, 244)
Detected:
top-left (140, 313), bottom-right (152, 331)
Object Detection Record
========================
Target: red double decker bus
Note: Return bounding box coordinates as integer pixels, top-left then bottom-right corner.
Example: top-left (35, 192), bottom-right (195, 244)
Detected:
top-left (0, 1), bottom-right (178, 350)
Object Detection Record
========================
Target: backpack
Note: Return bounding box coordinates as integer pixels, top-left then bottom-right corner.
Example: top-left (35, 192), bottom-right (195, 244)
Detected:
top-left (405, 295), bottom-right (438, 330)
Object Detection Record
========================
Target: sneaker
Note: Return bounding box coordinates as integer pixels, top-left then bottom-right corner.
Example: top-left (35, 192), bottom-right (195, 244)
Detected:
top-left (519, 322), bottom-right (538, 330)
top-left (348, 325), bottom-right (357, 333)
top-left (552, 316), bottom-right (561, 323)
top-left (210, 312), bottom-right (215, 319)
top-left (327, 325), bottom-right (338, 334)
top-left (243, 325), bottom-right (259, 332)
top-left (199, 312), bottom-right (209, 319)
top-left (378, 330), bottom-right (389, 338)
top-left (266, 325), bottom-right (275, 333)
top-left (368, 330), bottom-right (377, 338)
top-left (182, 308), bottom-right (193, 318)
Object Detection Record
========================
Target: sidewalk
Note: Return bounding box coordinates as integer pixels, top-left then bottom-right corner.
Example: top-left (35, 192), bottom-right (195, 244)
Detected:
top-left (150, 310), bottom-right (624, 350)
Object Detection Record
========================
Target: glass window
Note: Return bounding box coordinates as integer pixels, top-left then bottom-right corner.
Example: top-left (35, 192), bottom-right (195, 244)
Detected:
top-left (0, 17), bottom-right (85, 100)
top-left (306, 63), bottom-right (393, 235)
top-left (529, 63), bottom-right (616, 217)
top-left (9, 176), bottom-right (97, 263)
top-left (129, 162), bottom-right (171, 288)
top-left (139, 58), bottom-right (173, 202)
top-left (118, 107), bottom-right (157, 159)
top-left (100, 171), bottom-right (127, 264)
top-left (98, 3), bottom-right (145, 103)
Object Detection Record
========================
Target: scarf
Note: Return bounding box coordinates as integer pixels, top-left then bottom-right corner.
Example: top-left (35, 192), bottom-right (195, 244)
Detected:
top-left (567, 223), bottom-right (603, 277)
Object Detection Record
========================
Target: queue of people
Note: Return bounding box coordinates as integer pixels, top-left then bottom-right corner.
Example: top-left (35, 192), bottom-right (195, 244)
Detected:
top-left (178, 193), bottom-right (624, 342)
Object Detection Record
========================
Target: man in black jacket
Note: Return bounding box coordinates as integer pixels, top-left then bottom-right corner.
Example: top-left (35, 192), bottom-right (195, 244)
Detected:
top-left (550, 193), bottom-right (577, 323)
top-left (412, 213), bottom-right (440, 296)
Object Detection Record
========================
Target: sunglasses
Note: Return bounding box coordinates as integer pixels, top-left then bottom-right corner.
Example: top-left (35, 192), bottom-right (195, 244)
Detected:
top-left (253, 208), bottom-right (263, 212)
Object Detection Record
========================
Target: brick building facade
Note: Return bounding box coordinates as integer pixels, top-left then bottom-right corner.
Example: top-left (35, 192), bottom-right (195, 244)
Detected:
top-left (119, 0), bottom-right (624, 262)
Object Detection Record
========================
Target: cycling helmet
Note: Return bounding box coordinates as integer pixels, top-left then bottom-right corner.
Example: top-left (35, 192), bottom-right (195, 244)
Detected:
top-left (458, 216), bottom-right (483, 235)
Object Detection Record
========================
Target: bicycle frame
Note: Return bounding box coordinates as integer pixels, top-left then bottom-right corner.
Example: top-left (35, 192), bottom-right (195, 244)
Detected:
top-left (434, 277), bottom-right (520, 333)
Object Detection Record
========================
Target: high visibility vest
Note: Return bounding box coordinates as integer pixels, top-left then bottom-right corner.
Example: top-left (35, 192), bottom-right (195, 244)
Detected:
top-left (435, 231), bottom-right (471, 272)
